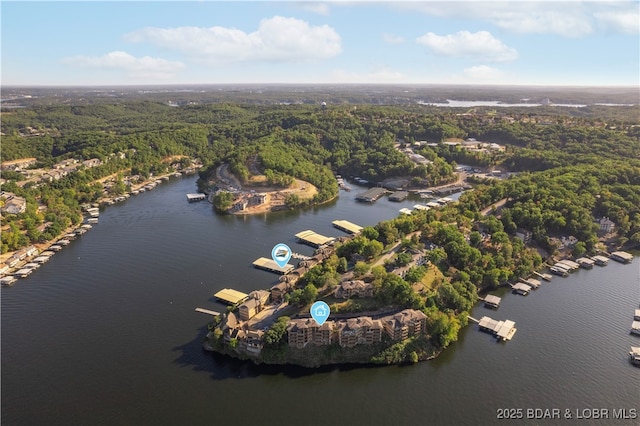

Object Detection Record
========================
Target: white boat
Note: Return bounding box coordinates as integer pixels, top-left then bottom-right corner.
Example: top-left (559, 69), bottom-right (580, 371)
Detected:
top-left (631, 321), bottom-right (640, 336)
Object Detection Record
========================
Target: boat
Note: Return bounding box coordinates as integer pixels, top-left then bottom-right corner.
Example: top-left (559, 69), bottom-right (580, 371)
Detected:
top-left (631, 321), bottom-right (640, 336)
top-left (630, 347), bottom-right (640, 366)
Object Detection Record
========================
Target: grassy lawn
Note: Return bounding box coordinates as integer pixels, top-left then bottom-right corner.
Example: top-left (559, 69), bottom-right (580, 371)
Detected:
top-left (413, 263), bottom-right (444, 294)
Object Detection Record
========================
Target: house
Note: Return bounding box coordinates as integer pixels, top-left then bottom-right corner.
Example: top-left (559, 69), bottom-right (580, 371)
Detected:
top-left (270, 281), bottom-right (294, 302)
top-left (382, 309), bottom-right (427, 341)
top-left (238, 290), bottom-right (270, 321)
top-left (232, 199), bottom-right (248, 211)
top-left (249, 193), bottom-right (268, 206)
top-left (334, 280), bottom-right (374, 299)
top-left (1, 195), bottom-right (26, 214)
top-left (82, 158), bottom-right (102, 168)
top-left (598, 217), bottom-right (615, 233)
top-left (53, 158), bottom-right (78, 170)
top-left (1, 158), bottom-right (37, 171)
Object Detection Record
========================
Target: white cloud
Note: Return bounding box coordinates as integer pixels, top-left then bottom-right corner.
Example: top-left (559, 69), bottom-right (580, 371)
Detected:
top-left (463, 65), bottom-right (505, 82)
top-left (62, 51), bottom-right (184, 79)
top-left (124, 16), bottom-right (342, 64)
top-left (382, 33), bottom-right (405, 44)
top-left (416, 30), bottom-right (518, 62)
top-left (595, 10), bottom-right (640, 34)
top-left (395, 2), bottom-right (610, 37)
top-left (297, 2), bottom-right (331, 16)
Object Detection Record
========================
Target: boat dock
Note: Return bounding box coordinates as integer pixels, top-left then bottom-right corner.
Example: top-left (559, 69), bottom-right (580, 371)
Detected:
top-left (388, 191), bottom-right (409, 202)
top-left (186, 193), bottom-right (207, 202)
top-left (591, 255), bottom-right (609, 266)
top-left (253, 257), bottom-right (294, 274)
top-left (611, 251), bottom-right (633, 264)
top-left (521, 277), bottom-right (541, 289)
top-left (550, 265), bottom-right (569, 277)
top-left (480, 294), bottom-right (502, 309)
top-left (469, 315), bottom-right (517, 341)
top-left (295, 230), bottom-right (335, 248)
top-left (214, 288), bottom-right (249, 305)
top-left (556, 259), bottom-right (579, 272)
top-left (332, 220), bottom-right (363, 235)
top-left (533, 271), bottom-right (553, 281)
top-left (511, 282), bottom-right (532, 295)
top-left (576, 257), bottom-right (595, 269)
top-left (195, 308), bottom-right (220, 316)
top-left (355, 187), bottom-right (387, 202)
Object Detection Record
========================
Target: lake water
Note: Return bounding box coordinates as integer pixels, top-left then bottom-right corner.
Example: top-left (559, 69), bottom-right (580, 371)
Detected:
top-left (2, 176), bottom-right (638, 426)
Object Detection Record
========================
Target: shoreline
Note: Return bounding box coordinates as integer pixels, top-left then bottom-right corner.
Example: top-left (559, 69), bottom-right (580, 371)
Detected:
top-left (1, 168), bottom-right (199, 283)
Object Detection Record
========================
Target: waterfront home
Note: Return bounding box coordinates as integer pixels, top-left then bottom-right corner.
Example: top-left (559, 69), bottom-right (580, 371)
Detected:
top-left (382, 309), bottom-right (427, 341)
top-left (270, 280), bottom-right (295, 302)
top-left (238, 290), bottom-right (270, 321)
top-left (597, 217), bottom-right (615, 233)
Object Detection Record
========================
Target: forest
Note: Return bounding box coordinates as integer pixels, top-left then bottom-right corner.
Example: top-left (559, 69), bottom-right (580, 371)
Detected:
top-left (2, 97), bottom-right (638, 256)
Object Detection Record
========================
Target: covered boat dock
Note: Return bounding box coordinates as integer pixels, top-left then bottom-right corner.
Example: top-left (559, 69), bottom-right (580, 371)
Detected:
top-left (214, 288), bottom-right (249, 305)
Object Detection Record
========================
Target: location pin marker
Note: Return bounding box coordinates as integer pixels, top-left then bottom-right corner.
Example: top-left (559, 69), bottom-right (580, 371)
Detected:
top-left (310, 301), bottom-right (330, 326)
top-left (271, 243), bottom-right (292, 269)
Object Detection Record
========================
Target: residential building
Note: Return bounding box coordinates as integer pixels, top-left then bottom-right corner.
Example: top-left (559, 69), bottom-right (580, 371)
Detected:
top-left (335, 317), bottom-right (383, 347)
top-left (382, 309), bottom-right (427, 341)
top-left (598, 217), bottom-right (615, 233)
top-left (334, 280), bottom-right (374, 299)
top-left (238, 290), bottom-right (270, 321)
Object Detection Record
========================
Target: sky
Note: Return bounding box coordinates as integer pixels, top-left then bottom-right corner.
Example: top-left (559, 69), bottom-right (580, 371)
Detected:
top-left (1, 1), bottom-right (639, 86)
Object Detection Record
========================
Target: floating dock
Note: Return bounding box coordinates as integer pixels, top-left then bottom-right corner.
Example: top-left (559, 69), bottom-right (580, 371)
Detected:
top-left (469, 316), bottom-right (517, 341)
top-left (521, 277), bottom-right (541, 289)
top-left (413, 204), bottom-right (430, 211)
top-left (537, 273), bottom-right (553, 282)
top-left (252, 257), bottom-right (294, 274)
top-left (195, 307), bottom-right (220, 316)
top-left (576, 257), bottom-right (595, 269)
top-left (389, 191), bottom-right (409, 202)
top-left (611, 251), bottom-right (633, 264)
top-left (511, 282), bottom-right (532, 295)
top-left (355, 187), bottom-right (387, 202)
top-left (481, 294), bottom-right (502, 309)
top-left (591, 255), bottom-right (609, 266)
top-left (295, 230), bottom-right (335, 248)
top-left (556, 259), bottom-right (579, 272)
top-left (332, 220), bottom-right (363, 235)
top-left (549, 266), bottom-right (568, 277)
top-left (214, 288), bottom-right (249, 305)
top-left (186, 193), bottom-right (206, 202)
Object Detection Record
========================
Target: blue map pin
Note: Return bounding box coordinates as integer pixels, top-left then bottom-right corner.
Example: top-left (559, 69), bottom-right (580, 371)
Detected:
top-left (271, 243), bottom-right (292, 269)
top-left (310, 301), bottom-right (330, 326)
